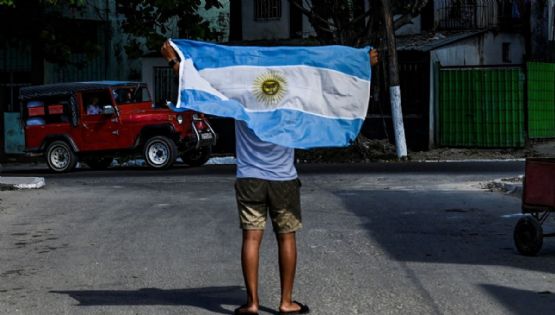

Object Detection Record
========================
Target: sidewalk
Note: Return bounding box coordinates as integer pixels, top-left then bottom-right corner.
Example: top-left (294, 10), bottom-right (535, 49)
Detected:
top-left (4, 138), bottom-right (551, 191)
top-left (0, 157), bottom-right (241, 191)
top-left (0, 161), bottom-right (46, 190)
top-left (0, 176), bottom-right (45, 190)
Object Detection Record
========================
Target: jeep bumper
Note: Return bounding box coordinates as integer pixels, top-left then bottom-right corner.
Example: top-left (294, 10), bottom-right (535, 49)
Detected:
top-left (183, 119), bottom-right (217, 151)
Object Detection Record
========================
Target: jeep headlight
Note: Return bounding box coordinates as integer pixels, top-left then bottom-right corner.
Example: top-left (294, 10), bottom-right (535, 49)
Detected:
top-left (177, 114), bottom-right (184, 124)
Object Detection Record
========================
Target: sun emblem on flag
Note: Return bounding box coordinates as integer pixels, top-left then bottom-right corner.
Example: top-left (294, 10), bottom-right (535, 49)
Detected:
top-left (252, 70), bottom-right (287, 106)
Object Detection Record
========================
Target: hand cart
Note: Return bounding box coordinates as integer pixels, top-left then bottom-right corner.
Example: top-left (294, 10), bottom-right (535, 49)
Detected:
top-left (514, 158), bottom-right (555, 256)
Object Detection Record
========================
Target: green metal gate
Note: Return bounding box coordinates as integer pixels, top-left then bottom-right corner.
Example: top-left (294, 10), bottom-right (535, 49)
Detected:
top-left (527, 62), bottom-right (555, 139)
top-left (439, 67), bottom-right (525, 147)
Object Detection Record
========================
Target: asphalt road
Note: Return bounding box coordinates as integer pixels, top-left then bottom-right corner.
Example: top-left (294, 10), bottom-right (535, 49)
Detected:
top-left (1, 161), bottom-right (554, 315)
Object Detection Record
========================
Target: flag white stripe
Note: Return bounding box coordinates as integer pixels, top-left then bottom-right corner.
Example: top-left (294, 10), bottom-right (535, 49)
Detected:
top-left (197, 65), bottom-right (370, 119)
top-left (180, 59), bottom-right (229, 100)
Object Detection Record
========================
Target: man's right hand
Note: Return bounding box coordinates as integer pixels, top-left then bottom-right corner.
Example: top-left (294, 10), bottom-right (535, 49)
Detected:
top-left (370, 49), bottom-right (379, 67)
top-left (161, 40), bottom-right (180, 73)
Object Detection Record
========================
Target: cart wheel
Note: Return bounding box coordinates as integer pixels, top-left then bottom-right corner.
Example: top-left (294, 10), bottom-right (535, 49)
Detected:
top-left (514, 215), bottom-right (543, 256)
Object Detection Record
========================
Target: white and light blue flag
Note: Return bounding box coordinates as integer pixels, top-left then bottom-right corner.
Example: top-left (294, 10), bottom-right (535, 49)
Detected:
top-left (168, 39), bottom-right (371, 149)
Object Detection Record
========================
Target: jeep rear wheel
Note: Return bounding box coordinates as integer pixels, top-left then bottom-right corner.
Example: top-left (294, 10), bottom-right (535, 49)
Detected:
top-left (46, 141), bottom-right (77, 173)
top-left (181, 146), bottom-right (212, 167)
top-left (143, 136), bottom-right (177, 169)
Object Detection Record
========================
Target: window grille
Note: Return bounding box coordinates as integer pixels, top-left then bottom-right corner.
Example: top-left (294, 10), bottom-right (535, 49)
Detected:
top-left (154, 67), bottom-right (178, 106)
top-left (254, 0), bottom-right (281, 21)
top-left (435, 0), bottom-right (521, 30)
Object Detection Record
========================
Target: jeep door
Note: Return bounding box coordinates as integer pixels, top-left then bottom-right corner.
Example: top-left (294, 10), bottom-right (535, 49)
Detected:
top-left (79, 90), bottom-right (122, 151)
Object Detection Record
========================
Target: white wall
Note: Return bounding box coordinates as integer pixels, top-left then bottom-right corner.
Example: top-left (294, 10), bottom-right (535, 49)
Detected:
top-left (242, 0), bottom-right (290, 40)
top-left (302, 12), bottom-right (316, 37)
top-left (199, 0), bottom-right (231, 41)
top-left (432, 32), bottom-right (525, 66)
top-left (141, 57), bottom-right (167, 97)
top-left (301, 0), bottom-right (316, 38)
top-left (395, 15), bottom-right (421, 35)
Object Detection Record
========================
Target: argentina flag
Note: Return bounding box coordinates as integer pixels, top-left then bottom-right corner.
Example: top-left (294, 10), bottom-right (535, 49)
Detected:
top-left (169, 39), bottom-right (371, 149)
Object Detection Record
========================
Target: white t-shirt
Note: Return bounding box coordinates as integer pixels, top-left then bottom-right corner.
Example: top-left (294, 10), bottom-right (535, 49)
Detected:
top-left (87, 104), bottom-right (102, 115)
top-left (235, 120), bottom-right (297, 181)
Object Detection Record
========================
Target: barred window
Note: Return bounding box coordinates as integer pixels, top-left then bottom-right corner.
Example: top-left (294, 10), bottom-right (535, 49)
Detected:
top-left (254, 0), bottom-right (281, 21)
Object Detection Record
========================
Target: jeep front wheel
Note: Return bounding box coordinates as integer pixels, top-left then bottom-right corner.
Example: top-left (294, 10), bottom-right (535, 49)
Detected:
top-left (46, 141), bottom-right (77, 173)
top-left (143, 136), bottom-right (177, 169)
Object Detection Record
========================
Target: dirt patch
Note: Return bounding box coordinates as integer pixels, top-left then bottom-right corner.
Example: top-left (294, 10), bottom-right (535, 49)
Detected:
top-left (410, 147), bottom-right (535, 161)
top-left (296, 136), bottom-right (396, 163)
top-left (296, 135), bottom-right (538, 163)
top-left (481, 176), bottom-right (523, 198)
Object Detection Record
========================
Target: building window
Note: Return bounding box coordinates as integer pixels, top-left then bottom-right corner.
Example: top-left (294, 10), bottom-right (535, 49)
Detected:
top-left (254, 0), bottom-right (282, 21)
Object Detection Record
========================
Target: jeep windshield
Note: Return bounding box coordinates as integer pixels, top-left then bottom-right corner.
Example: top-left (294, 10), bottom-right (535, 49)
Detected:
top-left (113, 86), bottom-right (151, 105)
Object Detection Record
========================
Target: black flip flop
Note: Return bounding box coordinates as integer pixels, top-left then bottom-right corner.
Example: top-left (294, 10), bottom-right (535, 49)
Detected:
top-left (233, 304), bottom-right (259, 315)
top-left (278, 301), bottom-right (310, 314)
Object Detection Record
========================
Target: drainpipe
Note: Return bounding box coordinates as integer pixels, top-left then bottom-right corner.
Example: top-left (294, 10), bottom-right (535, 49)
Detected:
top-left (104, 0), bottom-right (111, 79)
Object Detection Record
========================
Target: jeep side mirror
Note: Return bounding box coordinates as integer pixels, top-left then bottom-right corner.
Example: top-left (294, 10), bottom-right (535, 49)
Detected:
top-left (102, 105), bottom-right (115, 115)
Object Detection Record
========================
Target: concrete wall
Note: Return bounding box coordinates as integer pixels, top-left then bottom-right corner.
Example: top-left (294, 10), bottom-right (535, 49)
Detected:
top-left (141, 57), bottom-right (167, 98)
top-left (432, 32), bottom-right (525, 66)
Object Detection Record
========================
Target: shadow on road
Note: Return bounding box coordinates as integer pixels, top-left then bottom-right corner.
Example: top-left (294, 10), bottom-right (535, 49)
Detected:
top-left (51, 286), bottom-right (276, 314)
top-left (335, 189), bottom-right (555, 273)
top-left (480, 284), bottom-right (555, 315)
top-left (333, 188), bottom-right (555, 312)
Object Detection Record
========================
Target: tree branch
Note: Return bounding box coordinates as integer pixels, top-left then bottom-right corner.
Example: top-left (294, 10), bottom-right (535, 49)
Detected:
top-left (394, 0), bottom-right (430, 29)
top-left (287, 0), bottom-right (337, 32)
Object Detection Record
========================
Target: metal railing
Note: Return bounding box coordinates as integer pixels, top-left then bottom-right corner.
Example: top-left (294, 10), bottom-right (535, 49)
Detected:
top-left (435, 0), bottom-right (520, 31)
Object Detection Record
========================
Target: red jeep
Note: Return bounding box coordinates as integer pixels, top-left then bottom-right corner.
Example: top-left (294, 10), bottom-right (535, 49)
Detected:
top-left (19, 81), bottom-right (216, 172)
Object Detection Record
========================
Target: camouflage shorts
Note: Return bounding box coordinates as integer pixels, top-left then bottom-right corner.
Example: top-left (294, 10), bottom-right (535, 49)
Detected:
top-left (235, 178), bottom-right (302, 234)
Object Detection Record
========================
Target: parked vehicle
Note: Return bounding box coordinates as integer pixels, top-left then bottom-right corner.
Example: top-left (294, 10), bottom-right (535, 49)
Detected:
top-left (514, 158), bottom-right (555, 256)
top-left (19, 81), bottom-right (216, 172)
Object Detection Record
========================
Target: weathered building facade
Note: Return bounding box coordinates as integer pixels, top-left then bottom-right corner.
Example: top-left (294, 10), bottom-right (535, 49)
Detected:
top-left (0, 1), bottom-right (132, 158)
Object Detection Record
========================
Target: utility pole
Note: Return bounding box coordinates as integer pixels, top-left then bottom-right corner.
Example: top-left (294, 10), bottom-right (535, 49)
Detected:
top-left (381, 0), bottom-right (407, 159)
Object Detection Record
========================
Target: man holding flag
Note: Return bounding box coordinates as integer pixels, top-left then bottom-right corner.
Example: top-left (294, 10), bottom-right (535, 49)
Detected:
top-left (161, 39), bottom-right (377, 315)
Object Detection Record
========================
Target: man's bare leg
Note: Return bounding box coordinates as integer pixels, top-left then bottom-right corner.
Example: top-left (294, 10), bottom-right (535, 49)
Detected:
top-left (276, 232), bottom-right (302, 313)
top-left (237, 229), bottom-right (264, 314)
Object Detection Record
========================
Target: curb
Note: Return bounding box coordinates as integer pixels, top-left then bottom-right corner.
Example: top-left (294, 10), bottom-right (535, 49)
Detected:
top-left (0, 177), bottom-right (46, 190)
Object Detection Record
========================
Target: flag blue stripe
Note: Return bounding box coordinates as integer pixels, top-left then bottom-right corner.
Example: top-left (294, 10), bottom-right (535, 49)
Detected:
top-left (248, 110), bottom-right (363, 149)
top-left (171, 39), bottom-right (371, 81)
top-left (171, 89), bottom-right (363, 149)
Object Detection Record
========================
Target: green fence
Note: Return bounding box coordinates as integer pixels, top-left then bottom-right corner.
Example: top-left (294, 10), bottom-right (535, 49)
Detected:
top-left (439, 67), bottom-right (525, 147)
top-left (528, 62), bottom-right (555, 139)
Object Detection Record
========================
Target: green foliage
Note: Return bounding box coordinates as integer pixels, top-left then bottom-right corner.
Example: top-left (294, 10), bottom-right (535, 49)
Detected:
top-left (0, 0), bottom-right (99, 68)
top-left (115, 0), bottom-right (223, 57)
top-left (0, 0), bottom-right (84, 6)
top-left (293, 0), bottom-right (430, 45)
